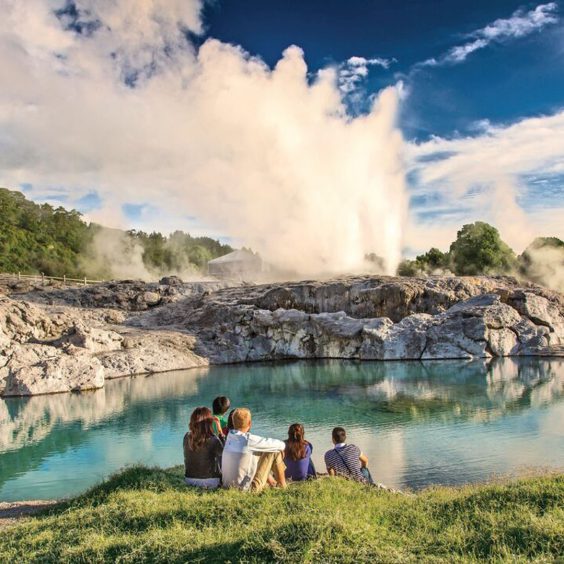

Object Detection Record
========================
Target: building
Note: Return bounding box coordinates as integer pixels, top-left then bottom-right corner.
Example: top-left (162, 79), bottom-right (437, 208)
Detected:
top-left (207, 249), bottom-right (263, 280)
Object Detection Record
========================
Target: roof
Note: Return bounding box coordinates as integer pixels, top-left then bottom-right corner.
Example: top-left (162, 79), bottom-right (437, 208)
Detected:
top-left (207, 249), bottom-right (261, 265)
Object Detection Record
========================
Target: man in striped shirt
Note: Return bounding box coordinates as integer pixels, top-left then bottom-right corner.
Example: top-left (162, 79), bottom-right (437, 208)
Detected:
top-left (324, 427), bottom-right (374, 484)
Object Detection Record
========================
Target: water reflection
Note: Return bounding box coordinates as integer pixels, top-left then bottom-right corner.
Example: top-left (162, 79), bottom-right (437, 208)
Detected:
top-left (1, 358), bottom-right (563, 500)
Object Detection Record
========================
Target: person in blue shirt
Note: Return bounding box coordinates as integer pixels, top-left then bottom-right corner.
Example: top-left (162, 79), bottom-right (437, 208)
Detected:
top-left (283, 423), bottom-right (316, 481)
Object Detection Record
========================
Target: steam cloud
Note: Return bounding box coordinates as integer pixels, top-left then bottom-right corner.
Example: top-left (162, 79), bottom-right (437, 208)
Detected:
top-left (0, 0), bottom-right (407, 277)
top-left (0, 0), bottom-right (561, 284)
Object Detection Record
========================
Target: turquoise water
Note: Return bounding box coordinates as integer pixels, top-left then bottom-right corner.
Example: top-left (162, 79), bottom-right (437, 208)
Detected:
top-left (1, 358), bottom-right (563, 501)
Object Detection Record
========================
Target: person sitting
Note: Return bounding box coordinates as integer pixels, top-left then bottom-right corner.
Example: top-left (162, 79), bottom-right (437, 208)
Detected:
top-left (324, 426), bottom-right (374, 484)
top-left (284, 423), bottom-right (316, 482)
top-left (183, 406), bottom-right (224, 489)
top-left (211, 396), bottom-right (231, 437)
top-left (226, 408), bottom-right (236, 432)
top-left (221, 408), bottom-right (287, 492)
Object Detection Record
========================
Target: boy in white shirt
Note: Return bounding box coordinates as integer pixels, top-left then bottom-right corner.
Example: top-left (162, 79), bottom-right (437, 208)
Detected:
top-left (221, 408), bottom-right (287, 492)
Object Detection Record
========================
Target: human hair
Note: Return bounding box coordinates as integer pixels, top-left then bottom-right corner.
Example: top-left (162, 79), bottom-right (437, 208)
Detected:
top-left (189, 406), bottom-right (214, 451)
top-left (226, 409), bottom-right (236, 431)
top-left (285, 423), bottom-right (308, 461)
top-left (232, 408), bottom-right (251, 431)
top-left (212, 396), bottom-right (231, 416)
top-left (332, 427), bottom-right (346, 444)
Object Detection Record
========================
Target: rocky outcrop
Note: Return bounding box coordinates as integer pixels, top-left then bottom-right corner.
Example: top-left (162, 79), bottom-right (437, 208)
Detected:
top-left (0, 281), bottom-right (209, 396)
top-left (1, 275), bottom-right (562, 396)
top-left (133, 277), bottom-right (562, 364)
top-left (2, 278), bottom-right (231, 311)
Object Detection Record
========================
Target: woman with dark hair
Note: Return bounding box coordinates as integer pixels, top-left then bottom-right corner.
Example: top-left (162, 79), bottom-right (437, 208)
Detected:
top-left (283, 423), bottom-right (316, 482)
top-left (183, 406), bottom-right (224, 489)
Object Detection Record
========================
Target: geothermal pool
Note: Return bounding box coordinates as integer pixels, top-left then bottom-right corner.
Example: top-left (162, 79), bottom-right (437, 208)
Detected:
top-left (1, 358), bottom-right (563, 501)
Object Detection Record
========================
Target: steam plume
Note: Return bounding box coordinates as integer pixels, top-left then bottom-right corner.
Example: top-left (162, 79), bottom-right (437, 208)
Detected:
top-left (0, 1), bottom-right (407, 277)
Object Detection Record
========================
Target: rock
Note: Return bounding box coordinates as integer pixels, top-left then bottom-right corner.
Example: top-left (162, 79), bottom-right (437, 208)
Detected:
top-left (423, 314), bottom-right (489, 360)
top-left (488, 328), bottom-right (519, 356)
top-left (508, 292), bottom-right (563, 334)
top-left (381, 314), bottom-right (432, 360)
top-left (61, 322), bottom-right (124, 353)
top-left (1, 274), bottom-right (563, 396)
top-left (3, 280), bottom-right (233, 311)
top-left (142, 291), bottom-right (161, 307)
top-left (3, 352), bottom-right (104, 396)
top-left (159, 276), bottom-right (183, 286)
top-left (99, 331), bottom-right (207, 378)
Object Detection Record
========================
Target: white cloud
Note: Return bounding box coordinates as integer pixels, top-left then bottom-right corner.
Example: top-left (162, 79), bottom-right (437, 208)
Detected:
top-left (407, 111), bottom-right (564, 253)
top-left (338, 55), bottom-right (395, 93)
top-left (421, 2), bottom-right (559, 67)
top-left (0, 0), bottom-right (408, 276)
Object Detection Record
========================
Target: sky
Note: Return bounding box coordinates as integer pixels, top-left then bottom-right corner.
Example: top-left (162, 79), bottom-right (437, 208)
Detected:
top-left (0, 0), bottom-right (563, 274)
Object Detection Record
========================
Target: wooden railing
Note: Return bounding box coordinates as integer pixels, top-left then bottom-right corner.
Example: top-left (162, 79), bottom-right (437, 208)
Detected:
top-left (0, 272), bottom-right (104, 287)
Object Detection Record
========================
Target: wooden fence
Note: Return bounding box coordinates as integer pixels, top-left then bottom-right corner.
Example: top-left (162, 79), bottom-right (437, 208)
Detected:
top-left (0, 272), bottom-right (104, 287)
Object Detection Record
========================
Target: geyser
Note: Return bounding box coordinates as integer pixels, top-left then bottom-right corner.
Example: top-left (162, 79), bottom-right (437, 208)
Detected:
top-left (0, 1), bottom-right (408, 277)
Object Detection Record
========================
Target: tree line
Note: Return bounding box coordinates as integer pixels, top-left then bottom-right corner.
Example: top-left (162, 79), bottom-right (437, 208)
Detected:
top-left (398, 221), bottom-right (563, 289)
top-left (0, 188), bottom-right (232, 278)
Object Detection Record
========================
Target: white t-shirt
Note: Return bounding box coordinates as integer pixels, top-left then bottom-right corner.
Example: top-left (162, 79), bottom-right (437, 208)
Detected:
top-left (221, 430), bottom-right (285, 490)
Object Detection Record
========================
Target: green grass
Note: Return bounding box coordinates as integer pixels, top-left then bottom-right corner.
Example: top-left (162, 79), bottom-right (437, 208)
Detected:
top-left (1, 467), bottom-right (563, 563)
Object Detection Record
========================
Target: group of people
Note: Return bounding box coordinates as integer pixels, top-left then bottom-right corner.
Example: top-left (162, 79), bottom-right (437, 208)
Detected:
top-left (183, 396), bottom-right (374, 492)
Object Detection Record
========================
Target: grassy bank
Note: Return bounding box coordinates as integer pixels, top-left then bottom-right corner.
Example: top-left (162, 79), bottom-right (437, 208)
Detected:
top-left (1, 467), bottom-right (562, 563)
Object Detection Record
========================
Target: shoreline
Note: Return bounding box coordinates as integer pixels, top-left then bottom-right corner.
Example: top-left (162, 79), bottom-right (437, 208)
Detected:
top-left (0, 500), bottom-right (59, 529)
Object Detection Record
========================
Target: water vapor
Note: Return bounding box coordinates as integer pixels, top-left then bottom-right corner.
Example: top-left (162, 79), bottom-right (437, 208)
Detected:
top-left (0, 0), bottom-right (407, 277)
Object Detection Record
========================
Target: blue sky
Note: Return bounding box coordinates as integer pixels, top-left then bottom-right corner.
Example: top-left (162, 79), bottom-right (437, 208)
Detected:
top-left (203, 0), bottom-right (564, 138)
top-left (0, 0), bottom-right (562, 271)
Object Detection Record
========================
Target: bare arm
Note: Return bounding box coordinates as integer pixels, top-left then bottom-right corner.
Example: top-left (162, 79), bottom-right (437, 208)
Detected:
top-left (359, 453), bottom-right (368, 468)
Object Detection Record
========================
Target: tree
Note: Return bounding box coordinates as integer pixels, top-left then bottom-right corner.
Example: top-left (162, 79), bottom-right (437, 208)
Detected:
top-left (449, 222), bottom-right (516, 275)
top-left (417, 248), bottom-right (449, 271)
top-left (397, 259), bottom-right (420, 277)
top-left (0, 187), bottom-right (234, 278)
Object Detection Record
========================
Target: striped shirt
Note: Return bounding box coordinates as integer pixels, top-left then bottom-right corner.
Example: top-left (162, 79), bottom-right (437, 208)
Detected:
top-left (324, 443), bottom-right (366, 483)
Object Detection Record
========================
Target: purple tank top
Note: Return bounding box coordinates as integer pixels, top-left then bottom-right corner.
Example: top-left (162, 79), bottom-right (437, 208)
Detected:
top-left (284, 442), bottom-right (314, 481)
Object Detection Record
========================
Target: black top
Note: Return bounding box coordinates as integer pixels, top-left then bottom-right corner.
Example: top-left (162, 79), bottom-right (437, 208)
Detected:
top-left (183, 433), bottom-right (223, 479)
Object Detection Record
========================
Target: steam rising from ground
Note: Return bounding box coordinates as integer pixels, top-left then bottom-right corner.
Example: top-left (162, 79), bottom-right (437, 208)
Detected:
top-left (0, 0), bottom-right (407, 277)
top-left (521, 246), bottom-right (564, 292)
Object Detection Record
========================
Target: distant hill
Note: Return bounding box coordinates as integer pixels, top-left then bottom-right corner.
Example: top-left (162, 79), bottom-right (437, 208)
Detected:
top-left (0, 188), bottom-right (233, 279)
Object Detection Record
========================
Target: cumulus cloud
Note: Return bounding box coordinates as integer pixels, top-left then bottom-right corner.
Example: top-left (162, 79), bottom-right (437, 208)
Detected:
top-left (422, 2), bottom-right (559, 66)
top-left (0, 0), bottom-right (408, 277)
top-left (407, 111), bottom-right (564, 253)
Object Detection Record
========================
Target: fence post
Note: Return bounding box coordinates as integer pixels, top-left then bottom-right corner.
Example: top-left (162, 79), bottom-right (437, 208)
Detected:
top-left (84, 276), bottom-right (87, 286)
top-left (18, 271), bottom-right (21, 280)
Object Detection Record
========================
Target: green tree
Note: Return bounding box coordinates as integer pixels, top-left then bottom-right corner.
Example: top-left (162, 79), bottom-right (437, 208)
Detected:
top-left (449, 222), bottom-right (516, 275)
top-left (0, 188), bottom-right (234, 278)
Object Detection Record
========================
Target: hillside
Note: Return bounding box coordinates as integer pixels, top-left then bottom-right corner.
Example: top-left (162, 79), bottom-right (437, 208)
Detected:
top-left (0, 188), bottom-right (232, 279)
top-left (0, 466), bottom-right (562, 562)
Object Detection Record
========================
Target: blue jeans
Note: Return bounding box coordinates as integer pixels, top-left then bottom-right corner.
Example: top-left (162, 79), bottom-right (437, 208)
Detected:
top-left (360, 467), bottom-right (374, 484)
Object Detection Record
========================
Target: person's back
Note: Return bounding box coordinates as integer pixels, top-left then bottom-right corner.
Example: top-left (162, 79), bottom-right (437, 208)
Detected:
top-left (324, 427), bottom-right (372, 484)
top-left (183, 406), bottom-right (224, 489)
top-left (283, 423), bottom-right (316, 482)
top-left (183, 433), bottom-right (223, 483)
top-left (212, 396), bottom-right (231, 437)
top-left (222, 408), bottom-right (286, 491)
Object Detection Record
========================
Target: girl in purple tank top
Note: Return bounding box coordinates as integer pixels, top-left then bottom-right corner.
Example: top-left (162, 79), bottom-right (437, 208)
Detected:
top-left (283, 423), bottom-right (316, 481)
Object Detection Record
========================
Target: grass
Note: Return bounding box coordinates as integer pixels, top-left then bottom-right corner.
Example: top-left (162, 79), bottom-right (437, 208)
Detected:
top-left (0, 467), bottom-right (562, 563)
